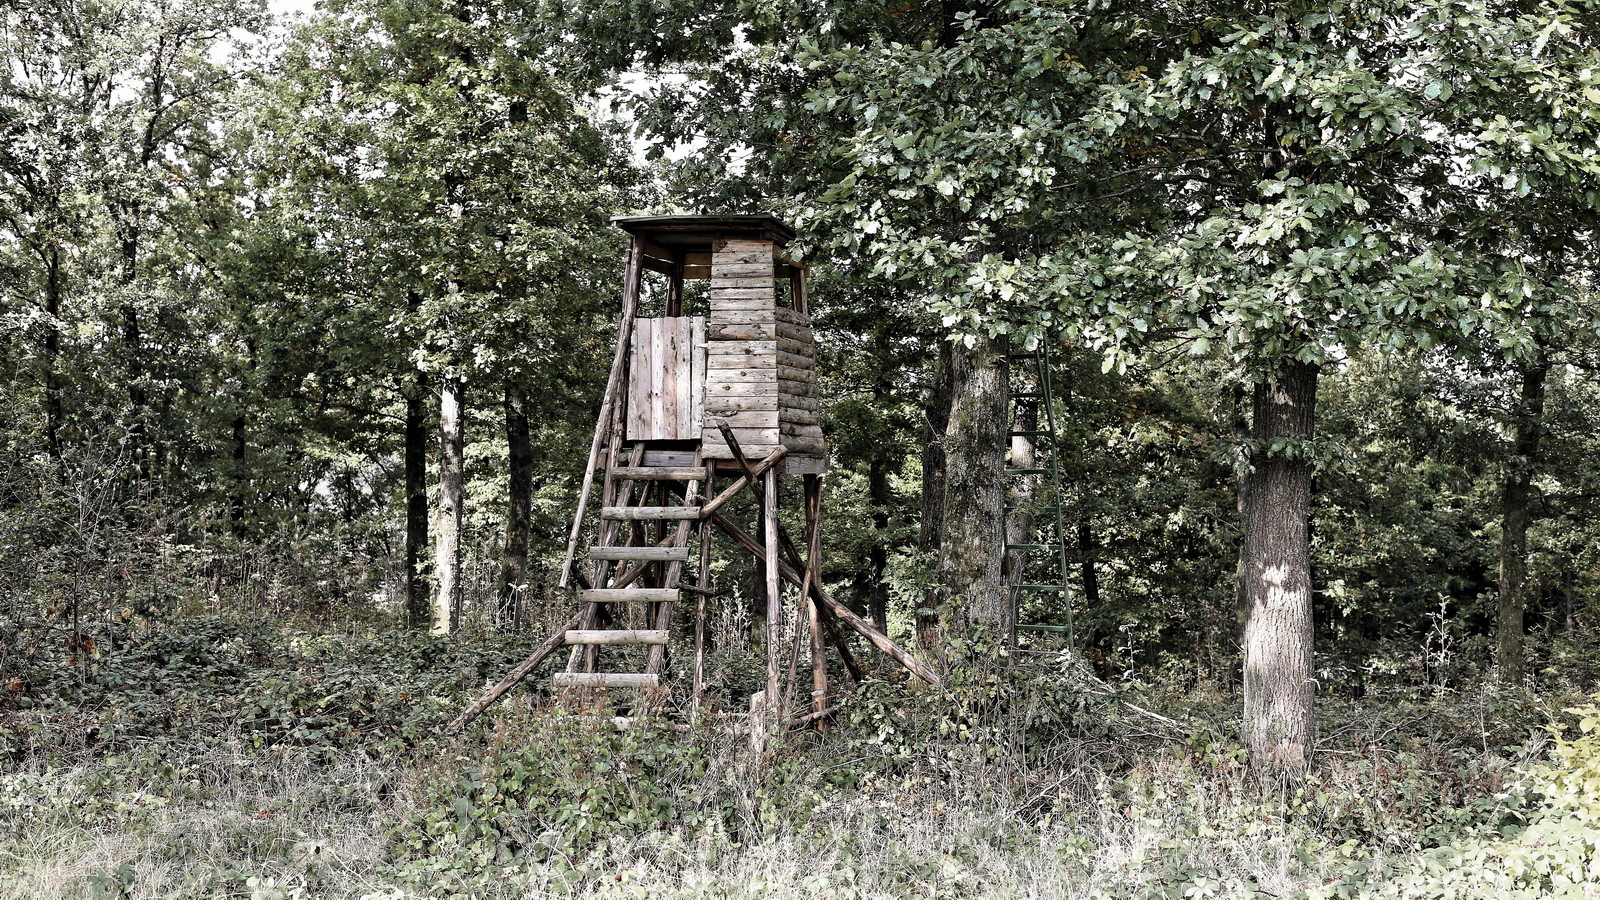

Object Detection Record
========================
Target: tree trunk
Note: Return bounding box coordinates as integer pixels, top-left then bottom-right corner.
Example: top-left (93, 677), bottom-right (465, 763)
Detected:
top-left (1076, 519), bottom-right (1101, 613)
top-left (867, 454), bottom-right (892, 632)
top-left (119, 226), bottom-right (148, 476)
top-left (916, 340), bottom-right (954, 653)
top-left (404, 374), bottom-right (431, 628)
top-left (936, 333), bottom-right (1011, 653)
top-left (1495, 352), bottom-right (1550, 685)
top-left (433, 374), bottom-right (466, 635)
top-left (1563, 567), bottom-right (1576, 633)
top-left (1240, 359), bottom-right (1318, 777)
top-left (497, 378), bottom-right (533, 631)
top-left (43, 247), bottom-right (63, 461)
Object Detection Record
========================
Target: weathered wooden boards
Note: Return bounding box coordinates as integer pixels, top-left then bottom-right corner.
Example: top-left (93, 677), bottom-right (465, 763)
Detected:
top-left (775, 306), bottom-right (826, 456)
top-left (626, 316), bottom-right (706, 441)
top-left (700, 239), bottom-right (827, 464)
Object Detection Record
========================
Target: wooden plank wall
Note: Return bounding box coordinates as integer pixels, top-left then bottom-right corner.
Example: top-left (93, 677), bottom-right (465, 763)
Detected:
top-left (702, 238), bottom-right (827, 461)
top-left (626, 317), bottom-right (704, 441)
top-left (703, 239), bottom-right (782, 457)
top-left (775, 306), bottom-right (826, 456)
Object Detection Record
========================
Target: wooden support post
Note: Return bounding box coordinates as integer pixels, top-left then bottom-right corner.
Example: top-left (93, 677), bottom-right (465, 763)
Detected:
top-left (763, 468), bottom-right (781, 719)
top-left (693, 471), bottom-right (714, 719)
top-left (707, 511), bottom-right (938, 686)
top-left (804, 474), bottom-right (828, 730)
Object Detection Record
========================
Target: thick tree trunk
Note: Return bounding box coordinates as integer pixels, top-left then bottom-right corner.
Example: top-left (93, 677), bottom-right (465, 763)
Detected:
top-left (917, 340), bottom-right (954, 653)
top-left (230, 412), bottom-right (248, 537)
top-left (433, 375), bottom-right (466, 635)
top-left (936, 333), bottom-right (1011, 652)
top-left (1495, 353), bottom-right (1550, 685)
top-left (1240, 360), bottom-right (1318, 777)
top-left (497, 378), bottom-right (533, 631)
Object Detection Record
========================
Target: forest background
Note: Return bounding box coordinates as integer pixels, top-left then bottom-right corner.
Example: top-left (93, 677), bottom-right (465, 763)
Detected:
top-left (4, 0), bottom-right (1600, 897)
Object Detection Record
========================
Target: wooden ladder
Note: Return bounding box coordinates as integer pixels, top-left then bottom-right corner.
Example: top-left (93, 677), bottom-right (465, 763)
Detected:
top-left (553, 449), bottom-right (705, 710)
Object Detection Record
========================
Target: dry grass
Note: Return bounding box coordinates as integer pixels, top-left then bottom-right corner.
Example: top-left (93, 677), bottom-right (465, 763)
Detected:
top-left (0, 726), bottom-right (1354, 899)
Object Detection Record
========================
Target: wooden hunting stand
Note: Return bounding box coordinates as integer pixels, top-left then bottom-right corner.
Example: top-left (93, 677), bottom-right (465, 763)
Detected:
top-left (447, 215), bottom-right (937, 739)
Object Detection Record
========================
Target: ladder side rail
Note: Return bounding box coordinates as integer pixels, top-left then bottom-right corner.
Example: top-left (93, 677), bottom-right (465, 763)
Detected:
top-left (558, 237), bottom-right (645, 589)
top-left (1036, 339), bottom-right (1077, 652)
top-left (646, 451), bottom-right (704, 675)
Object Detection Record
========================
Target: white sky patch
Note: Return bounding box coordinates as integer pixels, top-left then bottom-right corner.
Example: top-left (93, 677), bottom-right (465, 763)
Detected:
top-left (267, 0), bottom-right (318, 19)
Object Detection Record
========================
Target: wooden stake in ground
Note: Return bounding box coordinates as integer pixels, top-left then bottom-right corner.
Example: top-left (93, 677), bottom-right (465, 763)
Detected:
top-left (764, 467), bottom-right (782, 715)
top-left (804, 473), bottom-right (828, 729)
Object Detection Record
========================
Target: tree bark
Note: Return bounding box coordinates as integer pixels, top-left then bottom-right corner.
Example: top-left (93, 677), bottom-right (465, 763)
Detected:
top-left (43, 247), bottom-right (63, 461)
top-left (403, 372), bottom-right (431, 628)
top-left (1495, 352), bottom-right (1550, 685)
top-left (1240, 359), bottom-right (1318, 777)
top-left (497, 378), bottom-right (533, 631)
top-left (433, 374), bottom-right (466, 635)
top-left (936, 333), bottom-right (1011, 653)
top-left (1076, 519), bottom-right (1101, 613)
top-left (917, 340), bottom-right (954, 653)
top-left (867, 454), bottom-right (892, 632)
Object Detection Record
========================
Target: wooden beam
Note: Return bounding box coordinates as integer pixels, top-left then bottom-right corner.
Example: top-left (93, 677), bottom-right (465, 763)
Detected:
top-left (698, 446), bottom-right (788, 519)
top-left (565, 629), bottom-right (669, 645)
top-left (764, 468), bottom-right (782, 714)
top-left (705, 511), bottom-right (933, 685)
top-left (579, 588), bottom-right (679, 603)
top-left (444, 609), bottom-right (586, 734)
top-left (553, 673), bottom-right (660, 688)
top-left (558, 239), bottom-right (643, 588)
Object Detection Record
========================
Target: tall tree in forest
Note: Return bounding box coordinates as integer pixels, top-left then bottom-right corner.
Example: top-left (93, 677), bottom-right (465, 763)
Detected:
top-left (1496, 349), bottom-right (1550, 684)
top-left (1063, 0), bottom-right (1600, 771)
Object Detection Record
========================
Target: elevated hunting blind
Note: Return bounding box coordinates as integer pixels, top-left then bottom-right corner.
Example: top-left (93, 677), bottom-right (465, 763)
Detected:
top-left (449, 214), bottom-right (936, 742)
top-left (614, 215), bottom-right (828, 464)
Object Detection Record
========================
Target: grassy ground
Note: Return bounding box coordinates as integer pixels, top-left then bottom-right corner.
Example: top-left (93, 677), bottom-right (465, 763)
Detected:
top-left (2, 616), bottom-right (1595, 899)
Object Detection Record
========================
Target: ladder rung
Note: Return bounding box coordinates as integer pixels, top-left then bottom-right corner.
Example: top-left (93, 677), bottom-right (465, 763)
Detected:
top-left (1006, 467), bottom-right (1051, 475)
top-left (553, 673), bottom-right (660, 688)
top-left (579, 588), bottom-right (679, 603)
top-left (565, 629), bottom-right (669, 645)
top-left (1018, 584), bottom-right (1069, 592)
top-left (588, 546), bottom-right (692, 562)
top-left (601, 506), bottom-right (698, 521)
top-left (1005, 543), bottom-right (1057, 550)
top-left (611, 467), bottom-right (707, 480)
top-left (1007, 505), bottom-right (1060, 513)
top-left (1017, 624), bottom-right (1073, 633)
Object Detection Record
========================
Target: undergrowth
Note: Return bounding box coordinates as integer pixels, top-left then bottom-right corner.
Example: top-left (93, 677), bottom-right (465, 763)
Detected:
top-left (1, 614), bottom-right (1596, 898)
